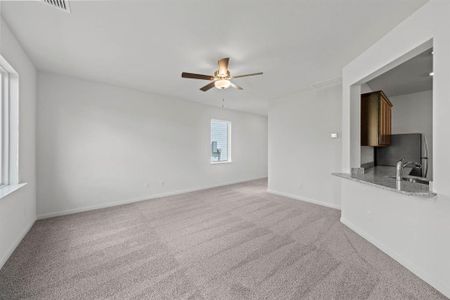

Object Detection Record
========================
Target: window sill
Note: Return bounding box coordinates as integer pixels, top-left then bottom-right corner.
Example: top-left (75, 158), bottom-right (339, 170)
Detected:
top-left (211, 160), bottom-right (232, 165)
top-left (0, 183), bottom-right (27, 200)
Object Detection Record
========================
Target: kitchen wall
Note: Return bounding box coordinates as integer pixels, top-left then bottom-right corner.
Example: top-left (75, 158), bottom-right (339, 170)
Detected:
top-left (268, 84), bottom-right (342, 209)
top-left (359, 83), bottom-right (374, 166)
top-left (390, 89), bottom-right (433, 179)
top-left (341, 0), bottom-right (450, 296)
top-left (37, 72), bottom-right (268, 218)
top-left (0, 17), bottom-right (37, 269)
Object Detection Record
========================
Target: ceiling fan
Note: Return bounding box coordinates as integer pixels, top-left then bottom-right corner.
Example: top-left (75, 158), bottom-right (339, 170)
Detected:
top-left (181, 57), bottom-right (263, 92)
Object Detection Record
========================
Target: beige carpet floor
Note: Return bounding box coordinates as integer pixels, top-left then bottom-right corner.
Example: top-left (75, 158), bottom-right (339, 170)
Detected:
top-left (0, 179), bottom-right (446, 299)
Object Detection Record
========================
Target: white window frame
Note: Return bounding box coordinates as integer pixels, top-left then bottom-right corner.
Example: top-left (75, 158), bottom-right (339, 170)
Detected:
top-left (0, 65), bottom-right (10, 186)
top-left (0, 54), bottom-right (21, 195)
top-left (210, 119), bottom-right (232, 164)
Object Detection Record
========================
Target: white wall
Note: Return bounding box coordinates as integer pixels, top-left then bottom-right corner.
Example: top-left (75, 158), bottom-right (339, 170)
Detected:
top-left (341, 1), bottom-right (450, 297)
top-left (390, 89), bottom-right (433, 179)
top-left (268, 84), bottom-right (341, 209)
top-left (0, 17), bottom-right (36, 268)
top-left (37, 72), bottom-right (268, 218)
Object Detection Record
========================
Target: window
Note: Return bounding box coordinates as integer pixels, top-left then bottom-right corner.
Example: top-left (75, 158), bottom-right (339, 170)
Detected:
top-left (0, 55), bottom-right (19, 189)
top-left (0, 63), bottom-right (9, 186)
top-left (211, 119), bottom-right (231, 163)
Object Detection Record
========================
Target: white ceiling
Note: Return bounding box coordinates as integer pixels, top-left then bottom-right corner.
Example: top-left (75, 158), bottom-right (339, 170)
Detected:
top-left (367, 49), bottom-right (433, 97)
top-left (1, 0), bottom-right (428, 115)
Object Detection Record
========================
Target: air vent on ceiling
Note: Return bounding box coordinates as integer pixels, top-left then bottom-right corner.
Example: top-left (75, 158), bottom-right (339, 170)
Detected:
top-left (41, 0), bottom-right (70, 13)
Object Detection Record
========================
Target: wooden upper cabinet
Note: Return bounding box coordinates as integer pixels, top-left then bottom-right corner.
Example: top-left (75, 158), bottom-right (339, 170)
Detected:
top-left (361, 91), bottom-right (393, 147)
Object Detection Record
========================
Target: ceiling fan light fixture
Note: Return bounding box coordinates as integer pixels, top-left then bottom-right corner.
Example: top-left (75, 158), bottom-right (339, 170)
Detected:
top-left (214, 79), bottom-right (231, 89)
top-left (182, 57), bottom-right (262, 92)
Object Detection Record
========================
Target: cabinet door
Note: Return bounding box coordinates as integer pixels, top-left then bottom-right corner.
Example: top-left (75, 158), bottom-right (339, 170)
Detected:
top-left (386, 104), bottom-right (391, 144)
top-left (361, 93), bottom-right (380, 146)
top-left (361, 91), bottom-right (392, 147)
top-left (378, 96), bottom-right (392, 146)
top-left (378, 99), bottom-right (384, 145)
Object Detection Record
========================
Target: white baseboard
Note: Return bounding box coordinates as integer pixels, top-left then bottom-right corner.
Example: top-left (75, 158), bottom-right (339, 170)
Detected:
top-left (340, 216), bottom-right (450, 298)
top-left (37, 177), bottom-right (268, 220)
top-left (267, 189), bottom-right (340, 210)
top-left (0, 219), bottom-right (35, 270)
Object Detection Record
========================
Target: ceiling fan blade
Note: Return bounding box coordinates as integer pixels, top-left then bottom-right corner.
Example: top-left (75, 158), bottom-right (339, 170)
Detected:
top-left (230, 81), bottom-right (243, 90)
top-left (233, 72), bottom-right (263, 79)
top-left (200, 81), bottom-right (215, 92)
top-left (218, 57), bottom-right (230, 75)
top-left (182, 72), bottom-right (214, 80)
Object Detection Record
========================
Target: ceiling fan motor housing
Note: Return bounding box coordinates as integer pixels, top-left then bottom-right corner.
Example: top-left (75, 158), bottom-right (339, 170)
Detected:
top-left (214, 70), bottom-right (231, 79)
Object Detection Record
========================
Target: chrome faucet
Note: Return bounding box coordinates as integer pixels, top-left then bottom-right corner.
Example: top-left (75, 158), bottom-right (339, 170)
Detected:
top-left (396, 159), bottom-right (422, 181)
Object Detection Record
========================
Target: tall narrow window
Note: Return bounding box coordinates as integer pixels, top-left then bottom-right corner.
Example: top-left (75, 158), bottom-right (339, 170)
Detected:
top-left (211, 119), bottom-right (231, 163)
top-left (0, 64), bottom-right (8, 186)
top-left (0, 55), bottom-right (19, 189)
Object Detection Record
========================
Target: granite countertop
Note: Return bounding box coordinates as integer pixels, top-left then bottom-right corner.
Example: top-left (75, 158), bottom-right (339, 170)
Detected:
top-left (332, 166), bottom-right (436, 198)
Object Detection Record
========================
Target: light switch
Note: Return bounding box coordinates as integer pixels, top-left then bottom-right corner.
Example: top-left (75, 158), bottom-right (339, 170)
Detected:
top-left (330, 132), bottom-right (339, 139)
